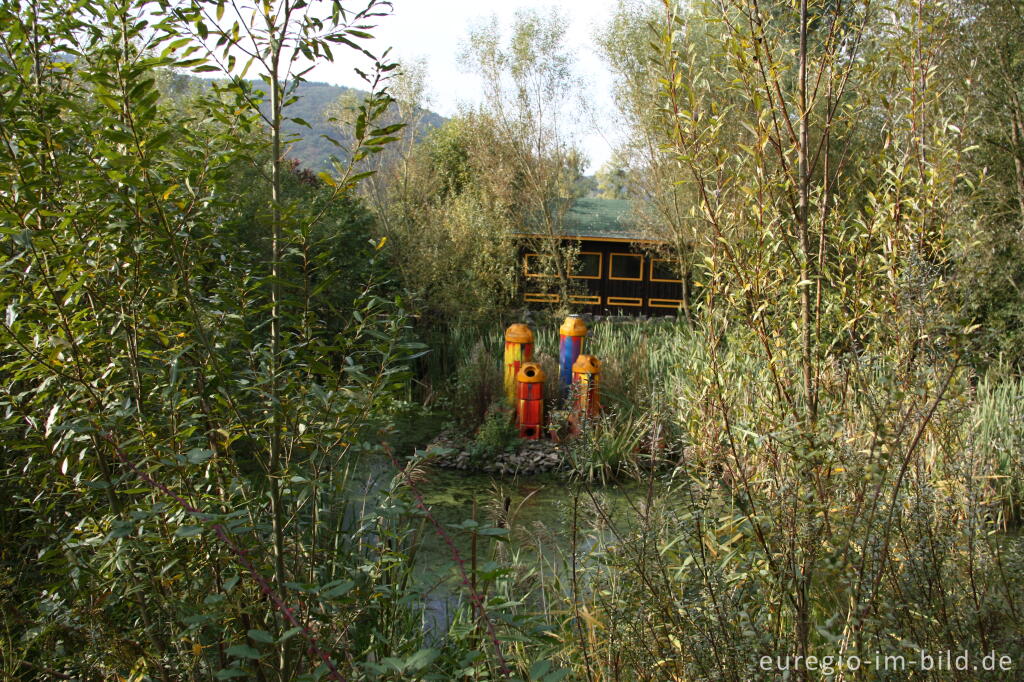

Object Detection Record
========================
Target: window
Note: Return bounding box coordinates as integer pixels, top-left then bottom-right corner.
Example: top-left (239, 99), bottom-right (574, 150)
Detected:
top-left (570, 252), bottom-right (602, 279)
top-left (523, 253), bottom-right (555, 278)
top-left (609, 253), bottom-right (643, 281)
top-left (650, 258), bottom-right (682, 283)
top-left (607, 296), bottom-right (642, 307)
top-left (649, 298), bottom-right (683, 309)
top-left (523, 292), bottom-right (559, 303)
top-left (569, 295), bottom-right (601, 305)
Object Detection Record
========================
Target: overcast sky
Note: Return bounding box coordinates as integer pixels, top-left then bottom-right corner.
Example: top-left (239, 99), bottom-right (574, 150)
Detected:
top-left (309, 0), bottom-right (625, 173)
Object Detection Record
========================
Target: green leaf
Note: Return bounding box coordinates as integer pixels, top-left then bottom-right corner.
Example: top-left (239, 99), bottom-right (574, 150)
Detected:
top-left (278, 627), bottom-right (303, 642)
top-left (247, 629), bottom-right (275, 644)
top-left (175, 525), bottom-right (203, 538)
top-left (320, 580), bottom-right (354, 599)
top-left (225, 644), bottom-right (261, 659)
top-left (476, 527), bottom-right (509, 537)
top-left (187, 448), bottom-right (213, 464)
top-left (403, 648), bottom-right (440, 671)
top-left (530, 660), bottom-right (552, 679)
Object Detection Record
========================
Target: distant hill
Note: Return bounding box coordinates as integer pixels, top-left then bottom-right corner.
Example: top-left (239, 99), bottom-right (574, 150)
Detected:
top-left (165, 74), bottom-right (447, 171)
top-left (272, 80), bottom-right (447, 172)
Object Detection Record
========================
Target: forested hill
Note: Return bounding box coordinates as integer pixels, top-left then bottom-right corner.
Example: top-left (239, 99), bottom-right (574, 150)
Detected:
top-left (166, 74), bottom-right (447, 171)
top-left (269, 80), bottom-right (447, 171)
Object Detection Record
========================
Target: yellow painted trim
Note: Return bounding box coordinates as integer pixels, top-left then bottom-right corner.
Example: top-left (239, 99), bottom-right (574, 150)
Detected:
top-left (649, 298), bottom-right (684, 309)
top-left (524, 292), bottom-right (559, 303)
top-left (649, 258), bottom-right (682, 283)
top-left (608, 253), bottom-right (644, 281)
top-left (607, 296), bottom-right (642, 307)
top-left (513, 233), bottom-right (667, 245)
top-left (569, 295), bottom-right (601, 305)
top-left (569, 251), bottom-right (602, 280)
top-left (523, 253), bottom-right (555, 278)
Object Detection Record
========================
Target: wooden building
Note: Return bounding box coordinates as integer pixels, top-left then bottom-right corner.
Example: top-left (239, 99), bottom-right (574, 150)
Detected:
top-left (516, 198), bottom-right (683, 316)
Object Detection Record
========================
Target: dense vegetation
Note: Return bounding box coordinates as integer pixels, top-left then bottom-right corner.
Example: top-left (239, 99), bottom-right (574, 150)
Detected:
top-left (2, 0), bottom-right (1024, 680)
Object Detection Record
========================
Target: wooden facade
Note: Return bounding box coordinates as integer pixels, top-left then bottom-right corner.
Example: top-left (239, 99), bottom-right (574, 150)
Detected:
top-left (519, 240), bottom-right (684, 316)
top-left (517, 199), bottom-right (684, 316)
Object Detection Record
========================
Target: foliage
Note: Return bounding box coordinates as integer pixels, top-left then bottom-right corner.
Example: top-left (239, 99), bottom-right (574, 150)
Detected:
top-left (365, 114), bottom-right (524, 328)
top-left (468, 406), bottom-right (521, 462)
top-left (941, 0), bottom-right (1024, 371)
top-left (564, 411), bottom-right (647, 484)
top-left (449, 338), bottom-right (505, 431)
top-left (489, 0), bottom-right (1024, 678)
top-left (358, 10), bottom-right (591, 330)
top-left (0, 0), bottom-right (459, 678)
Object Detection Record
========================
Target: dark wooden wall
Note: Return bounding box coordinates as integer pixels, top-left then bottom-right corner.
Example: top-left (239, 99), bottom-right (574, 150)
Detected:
top-left (519, 239), bottom-right (684, 316)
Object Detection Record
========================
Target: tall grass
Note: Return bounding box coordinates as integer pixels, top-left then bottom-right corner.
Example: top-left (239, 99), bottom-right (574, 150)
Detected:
top-left (426, 316), bottom-right (1024, 678)
top-left (974, 373), bottom-right (1024, 521)
top-left (435, 315), bottom-right (696, 478)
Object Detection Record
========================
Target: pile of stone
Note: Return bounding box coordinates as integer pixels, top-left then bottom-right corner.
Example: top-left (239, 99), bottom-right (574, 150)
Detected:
top-left (421, 432), bottom-right (567, 476)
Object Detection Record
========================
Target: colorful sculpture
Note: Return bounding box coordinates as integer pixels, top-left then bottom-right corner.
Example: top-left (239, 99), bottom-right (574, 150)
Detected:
top-left (504, 323), bottom-right (534, 406)
top-left (571, 354), bottom-right (601, 420)
top-left (558, 315), bottom-right (587, 398)
top-left (516, 362), bottom-right (545, 440)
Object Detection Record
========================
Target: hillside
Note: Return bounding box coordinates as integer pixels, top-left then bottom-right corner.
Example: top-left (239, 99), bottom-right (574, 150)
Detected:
top-left (166, 74), bottom-right (446, 171)
top-left (273, 80), bottom-right (446, 171)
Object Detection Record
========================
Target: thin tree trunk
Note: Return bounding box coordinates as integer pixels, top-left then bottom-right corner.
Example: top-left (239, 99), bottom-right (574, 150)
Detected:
top-left (1010, 102), bottom-right (1024, 226)
top-left (267, 22), bottom-right (289, 675)
top-left (796, 0), bottom-right (813, 672)
top-left (798, 0), bottom-right (814, 424)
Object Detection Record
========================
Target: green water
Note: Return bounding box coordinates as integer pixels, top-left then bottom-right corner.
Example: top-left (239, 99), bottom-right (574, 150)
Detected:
top-left (348, 450), bottom-right (670, 637)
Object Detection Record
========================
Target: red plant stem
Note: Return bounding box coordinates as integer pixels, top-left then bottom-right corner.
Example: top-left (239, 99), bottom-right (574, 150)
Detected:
top-left (383, 445), bottom-right (511, 677)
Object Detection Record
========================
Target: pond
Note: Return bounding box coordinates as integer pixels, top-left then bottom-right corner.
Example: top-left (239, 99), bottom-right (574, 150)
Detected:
top-left (346, 449), bottom-right (681, 639)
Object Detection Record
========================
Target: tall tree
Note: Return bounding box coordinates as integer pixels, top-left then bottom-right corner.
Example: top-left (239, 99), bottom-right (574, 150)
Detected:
top-left (643, 0), bottom-right (975, 671)
top-left (461, 9), bottom-right (587, 308)
top-left (0, 0), bottom-right (427, 678)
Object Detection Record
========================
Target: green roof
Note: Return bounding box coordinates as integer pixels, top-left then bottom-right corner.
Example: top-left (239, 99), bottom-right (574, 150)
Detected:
top-left (518, 198), bottom-right (657, 242)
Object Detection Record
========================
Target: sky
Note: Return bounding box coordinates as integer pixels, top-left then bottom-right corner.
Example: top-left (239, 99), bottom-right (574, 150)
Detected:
top-left (311, 0), bottom-right (625, 173)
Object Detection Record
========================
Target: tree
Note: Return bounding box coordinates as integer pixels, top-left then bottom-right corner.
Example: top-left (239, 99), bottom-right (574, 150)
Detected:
top-left (595, 151), bottom-right (631, 199)
top-left (602, 0), bottom-right (982, 673)
top-left (941, 0), bottom-right (1024, 369)
top-left (0, 0), bottom-right (431, 678)
top-left (460, 9), bottom-right (587, 309)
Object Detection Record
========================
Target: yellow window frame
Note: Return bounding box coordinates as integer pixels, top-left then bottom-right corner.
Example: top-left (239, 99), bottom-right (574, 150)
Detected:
top-left (649, 298), bottom-right (684, 309)
top-left (608, 253), bottom-right (644, 281)
top-left (607, 296), bottom-right (642, 307)
top-left (523, 253), bottom-right (555, 278)
top-left (649, 258), bottom-right (682, 283)
top-left (569, 295), bottom-right (601, 305)
top-left (569, 251), bottom-right (603, 280)
top-left (524, 292), bottom-right (559, 303)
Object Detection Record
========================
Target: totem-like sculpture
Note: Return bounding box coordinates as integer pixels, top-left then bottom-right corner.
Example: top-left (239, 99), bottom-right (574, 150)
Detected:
top-left (516, 362), bottom-right (545, 440)
top-left (571, 354), bottom-right (601, 421)
top-left (503, 323), bottom-right (534, 406)
top-left (558, 315), bottom-right (587, 398)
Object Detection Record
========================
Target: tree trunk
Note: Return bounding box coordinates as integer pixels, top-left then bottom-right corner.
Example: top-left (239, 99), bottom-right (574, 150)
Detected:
top-left (798, 0), bottom-right (814, 424)
top-left (267, 20), bottom-right (289, 676)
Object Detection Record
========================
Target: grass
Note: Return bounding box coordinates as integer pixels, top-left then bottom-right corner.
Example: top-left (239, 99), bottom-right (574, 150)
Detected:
top-left (417, 314), bottom-right (1024, 679)
top-left (974, 373), bottom-right (1024, 522)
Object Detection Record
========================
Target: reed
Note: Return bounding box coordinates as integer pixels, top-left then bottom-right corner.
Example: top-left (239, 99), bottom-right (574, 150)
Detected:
top-left (974, 373), bottom-right (1024, 521)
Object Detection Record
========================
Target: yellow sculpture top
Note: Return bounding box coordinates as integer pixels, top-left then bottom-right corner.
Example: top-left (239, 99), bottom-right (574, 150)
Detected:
top-left (516, 362), bottom-right (546, 383)
top-left (572, 354), bottom-right (600, 375)
top-left (559, 315), bottom-right (588, 337)
top-left (505, 323), bottom-right (534, 344)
